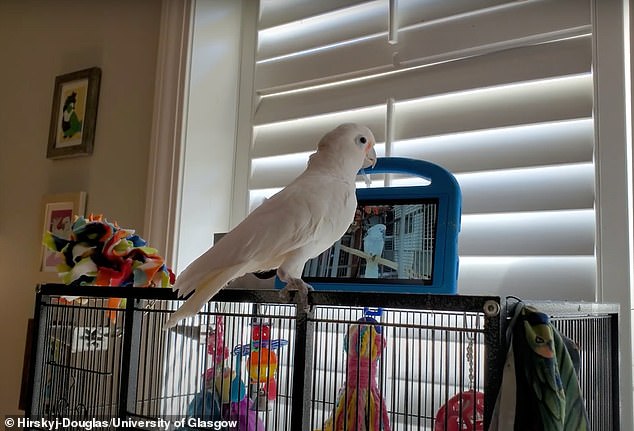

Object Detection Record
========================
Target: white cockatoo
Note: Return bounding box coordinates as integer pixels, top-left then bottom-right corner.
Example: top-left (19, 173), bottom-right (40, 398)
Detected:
top-left (363, 223), bottom-right (386, 278)
top-left (164, 123), bottom-right (377, 328)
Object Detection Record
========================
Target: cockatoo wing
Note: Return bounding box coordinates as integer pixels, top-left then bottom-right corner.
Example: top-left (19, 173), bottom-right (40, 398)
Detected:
top-left (174, 172), bottom-right (354, 296)
top-left (166, 196), bottom-right (316, 326)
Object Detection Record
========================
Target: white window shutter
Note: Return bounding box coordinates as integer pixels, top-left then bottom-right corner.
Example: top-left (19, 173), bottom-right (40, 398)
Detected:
top-left (243, 0), bottom-right (595, 299)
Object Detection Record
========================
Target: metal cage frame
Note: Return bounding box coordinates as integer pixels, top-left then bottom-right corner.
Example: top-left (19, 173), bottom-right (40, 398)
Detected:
top-left (24, 284), bottom-right (619, 430)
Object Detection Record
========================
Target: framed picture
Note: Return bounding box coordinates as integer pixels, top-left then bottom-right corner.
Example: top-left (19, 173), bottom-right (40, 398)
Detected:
top-left (47, 67), bottom-right (101, 159)
top-left (40, 192), bottom-right (87, 280)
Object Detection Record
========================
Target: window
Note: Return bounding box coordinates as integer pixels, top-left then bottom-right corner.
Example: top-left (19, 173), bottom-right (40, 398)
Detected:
top-left (237, 0), bottom-right (597, 300)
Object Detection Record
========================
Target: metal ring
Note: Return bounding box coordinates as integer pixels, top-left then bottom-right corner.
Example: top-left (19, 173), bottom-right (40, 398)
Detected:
top-left (483, 300), bottom-right (501, 317)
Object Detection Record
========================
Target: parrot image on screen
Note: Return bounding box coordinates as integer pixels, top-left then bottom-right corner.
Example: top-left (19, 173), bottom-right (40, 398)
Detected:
top-left (363, 224), bottom-right (386, 278)
top-left (164, 123), bottom-right (377, 328)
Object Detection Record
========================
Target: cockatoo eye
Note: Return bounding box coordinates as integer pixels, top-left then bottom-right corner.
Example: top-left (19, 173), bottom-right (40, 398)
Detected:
top-left (355, 135), bottom-right (368, 147)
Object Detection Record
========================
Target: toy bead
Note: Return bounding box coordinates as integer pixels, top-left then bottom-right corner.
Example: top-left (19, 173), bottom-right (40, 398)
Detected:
top-left (249, 347), bottom-right (278, 382)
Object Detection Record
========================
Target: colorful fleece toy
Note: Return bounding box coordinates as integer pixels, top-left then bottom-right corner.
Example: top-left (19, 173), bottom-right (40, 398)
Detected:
top-left (319, 309), bottom-right (391, 431)
top-left (43, 214), bottom-right (174, 319)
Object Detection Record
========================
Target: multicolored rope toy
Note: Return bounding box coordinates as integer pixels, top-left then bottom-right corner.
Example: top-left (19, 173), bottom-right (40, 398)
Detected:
top-left (43, 214), bottom-right (174, 318)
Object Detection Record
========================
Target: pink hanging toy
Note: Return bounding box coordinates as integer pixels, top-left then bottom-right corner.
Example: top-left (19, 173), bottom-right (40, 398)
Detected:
top-left (434, 390), bottom-right (484, 431)
top-left (320, 308), bottom-right (391, 431)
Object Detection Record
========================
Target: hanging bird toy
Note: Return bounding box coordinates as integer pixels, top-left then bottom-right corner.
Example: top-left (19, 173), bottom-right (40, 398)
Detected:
top-left (232, 319), bottom-right (288, 411)
top-left (320, 308), bottom-right (391, 431)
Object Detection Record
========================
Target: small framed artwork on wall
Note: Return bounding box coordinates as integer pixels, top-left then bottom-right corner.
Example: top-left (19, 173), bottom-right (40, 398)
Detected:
top-left (39, 192), bottom-right (87, 281)
top-left (47, 67), bottom-right (101, 159)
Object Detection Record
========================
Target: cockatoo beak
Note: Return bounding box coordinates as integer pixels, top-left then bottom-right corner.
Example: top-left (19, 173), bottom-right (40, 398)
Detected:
top-left (362, 146), bottom-right (377, 169)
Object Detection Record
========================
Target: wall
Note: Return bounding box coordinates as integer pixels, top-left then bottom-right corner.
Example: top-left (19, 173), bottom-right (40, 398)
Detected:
top-left (0, 0), bottom-right (160, 419)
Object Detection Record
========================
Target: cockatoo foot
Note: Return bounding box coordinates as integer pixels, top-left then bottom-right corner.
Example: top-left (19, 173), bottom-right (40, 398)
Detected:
top-left (278, 278), bottom-right (313, 307)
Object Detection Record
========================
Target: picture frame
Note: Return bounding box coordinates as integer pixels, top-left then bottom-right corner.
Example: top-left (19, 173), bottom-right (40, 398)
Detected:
top-left (39, 192), bottom-right (87, 281)
top-left (47, 67), bottom-right (101, 159)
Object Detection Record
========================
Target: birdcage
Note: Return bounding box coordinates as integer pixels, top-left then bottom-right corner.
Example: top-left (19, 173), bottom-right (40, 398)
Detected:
top-left (24, 284), bottom-right (619, 431)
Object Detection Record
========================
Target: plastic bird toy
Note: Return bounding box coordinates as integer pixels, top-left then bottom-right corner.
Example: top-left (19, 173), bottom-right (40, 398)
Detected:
top-left (248, 322), bottom-right (279, 406)
top-left (184, 315), bottom-right (265, 431)
top-left (232, 320), bottom-right (288, 411)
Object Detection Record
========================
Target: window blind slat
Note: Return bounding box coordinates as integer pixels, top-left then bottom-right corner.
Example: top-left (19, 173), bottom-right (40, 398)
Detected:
top-left (255, 0), bottom-right (590, 93)
top-left (457, 163), bottom-right (594, 214)
top-left (250, 163), bottom-right (594, 214)
top-left (252, 73), bottom-right (591, 160)
top-left (394, 73), bottom-right (592, 140)
top-left (258, 1), bottom-right (386, 61)
top-left (458, 256), bottom-right (596, 299)
top-left (254, 37), bottom-right (591, 125)
top-left (259, 0), bottom-right (370, 30)
top-left (256, 31), bottom-right (392, 93)
top-left (252, 105), bottom-right (386, 158)
top-left (259, 0), bottom-right (516, 32)
top-left (251, 117), bottom-right (594, 189)
top-left (392, 119), bottom-right (594, 173)
top-left (459, 209), bottom-right (595, 256)
top-left (397, 0), bottom-right (515, 30)
top-left (398, 0), bottom-right (590, 66)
